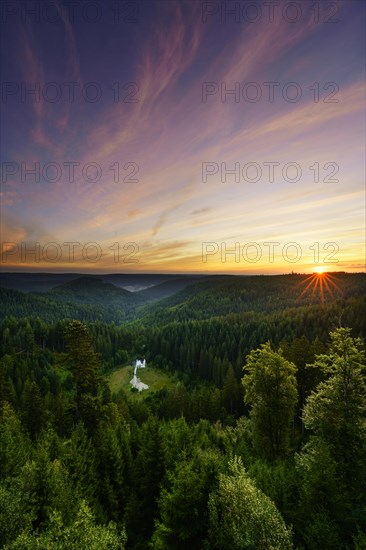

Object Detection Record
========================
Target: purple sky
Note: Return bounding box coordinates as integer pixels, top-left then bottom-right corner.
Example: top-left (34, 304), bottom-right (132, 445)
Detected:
top-left (1, 0), bottom-right (365, 273)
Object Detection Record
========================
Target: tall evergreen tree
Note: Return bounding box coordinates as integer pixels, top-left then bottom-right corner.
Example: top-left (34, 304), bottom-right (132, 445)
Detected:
top-left (296, 328), bottom-right (366, 548)
top-left (65, 321), bottom-right (100, 396)
top-left (242, 343), bottom-right (297, 460)
top-left (65, 321), bottom-right (101, 428)
top-left (222, 364), bottom-right (241, 416)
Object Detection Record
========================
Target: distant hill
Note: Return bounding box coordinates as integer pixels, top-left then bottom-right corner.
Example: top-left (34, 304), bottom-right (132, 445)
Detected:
top-left (0, 277), bottom-right (150, 323)
top-left (1, 272), bottom-right (365, 325)
top-left (0, 286), bottom-right (113, 323)
top-left (0, 272), bottom-right (81, 292)
top-left (137, 273), bottom-right (366, 324)
top-left (0, 272), bottom-right (204, 293)
top-left (49, 276), bottom-right (146, 306)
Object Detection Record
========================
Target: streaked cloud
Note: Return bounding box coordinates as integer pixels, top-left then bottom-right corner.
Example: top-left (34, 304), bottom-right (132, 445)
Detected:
top-left (1, 0), bottom-right (365, 273)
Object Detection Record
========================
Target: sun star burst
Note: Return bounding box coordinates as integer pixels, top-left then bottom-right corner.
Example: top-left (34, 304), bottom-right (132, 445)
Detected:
top-left (297, 271), bottom-right (342, 304)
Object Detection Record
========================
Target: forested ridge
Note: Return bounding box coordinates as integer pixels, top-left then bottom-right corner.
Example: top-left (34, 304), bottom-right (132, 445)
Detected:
top-left (1, 272), bottom-right (365, 324)
top-left (0, 273), bottom-right (365, 548)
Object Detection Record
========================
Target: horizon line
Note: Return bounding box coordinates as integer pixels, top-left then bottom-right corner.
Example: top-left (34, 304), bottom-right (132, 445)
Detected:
top-left (1, 270), bottom-right (364, 277)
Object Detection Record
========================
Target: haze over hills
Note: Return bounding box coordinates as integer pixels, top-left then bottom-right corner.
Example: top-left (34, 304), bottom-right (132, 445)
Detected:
top-left (0, 274), bottom-right (203, 323)
top-left (137, 276), bottom-right (209, 301)
top-left (0, 272), bottom-right (204, 294)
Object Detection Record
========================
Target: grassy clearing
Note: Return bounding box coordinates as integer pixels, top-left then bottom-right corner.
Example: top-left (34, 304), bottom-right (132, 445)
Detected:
top-left (108, 364), bottom-right (176, 398)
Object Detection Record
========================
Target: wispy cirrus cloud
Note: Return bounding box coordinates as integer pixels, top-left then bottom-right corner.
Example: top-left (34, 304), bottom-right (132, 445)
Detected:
top-left (1, 0), bottom-right (365, 273)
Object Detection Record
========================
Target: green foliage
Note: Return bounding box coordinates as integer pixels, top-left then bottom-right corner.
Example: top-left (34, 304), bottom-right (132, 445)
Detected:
top-left (242, 343), bottom-right (298, 460)
top-left (248, 458), bottom-right (298, 525)
top-left (152, 449), bottom-right (223, 549)
top-left (295, 438), bottom-right (341, 548)
top-left (22, 380), bottom-right (45, 438)
top-left (0, 478), bottom-right (35, 547)
top-left (303, 328), bottom-right (366, 437)
top-left (64, 321), bottom-right (103, 429)
top-left (353, 529), bottom-right (366, 549)
top-left (0, 276), bottom-right (146, 324)
top-left (206, 457), bottom-right (293, 549)
top-left (139, 273), bottom-right (365, 324)
top-left (62, 422), bottom-right (98, 506)
top-left (222, 364), bottom-right (242, 416)
top-left (65, 321), bottom-right (100, 396)
top-left (296, 328), bottom-right (366, 547)
top-left (94, 412), bottom-right (132, 522)
top-left (19, 434), bottom-right (77, 530)
top-left (0, 403), bottom-right (31, 479)
top-left (5, 500), bottom-right (126, 550)
top-left (125, 416), bottom-right (165, 546)
top-left (0, 276), bottom-right (365, 550)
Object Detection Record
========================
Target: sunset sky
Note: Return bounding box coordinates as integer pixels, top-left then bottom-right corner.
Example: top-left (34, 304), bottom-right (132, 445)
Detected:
top-left (1, 0), bottom-right (365, 274)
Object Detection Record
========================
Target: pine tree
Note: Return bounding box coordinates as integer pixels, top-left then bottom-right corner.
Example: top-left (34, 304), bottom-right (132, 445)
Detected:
top-left (0, 402), bottom-right (31, 479)
top-left (242, 343), bottom-right (297, 460)
top-left (22, 380), bottom-right (45, 438)
top-left (222, 364), bottom-right (241, 416)
top-left (296, 328), bottom-right (366, 548)
top-left (65, 321), bottom-right (100, 396)
top-left (65, 321), bottom-right (101, 428)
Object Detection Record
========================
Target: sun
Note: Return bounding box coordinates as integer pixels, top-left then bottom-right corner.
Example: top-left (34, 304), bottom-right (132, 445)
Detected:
top-left (297, 270), bottom-right (342, 304)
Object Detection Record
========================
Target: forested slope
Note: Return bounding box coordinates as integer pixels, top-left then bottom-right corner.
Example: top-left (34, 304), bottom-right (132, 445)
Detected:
top-left (1, 273), bottom-right (365, 548)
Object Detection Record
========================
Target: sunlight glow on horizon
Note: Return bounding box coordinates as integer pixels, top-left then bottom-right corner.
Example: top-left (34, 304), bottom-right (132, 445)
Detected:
top-left (297, 271), bottom-right (344, 304)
